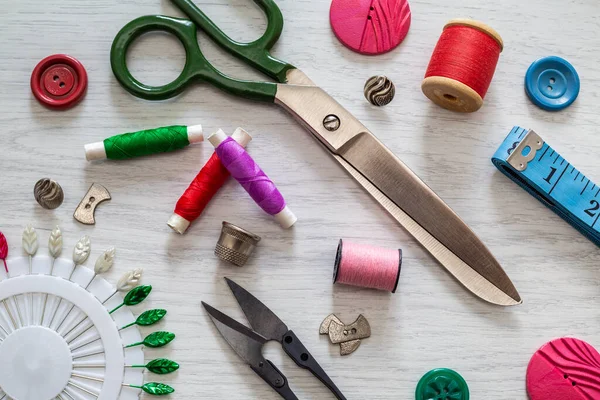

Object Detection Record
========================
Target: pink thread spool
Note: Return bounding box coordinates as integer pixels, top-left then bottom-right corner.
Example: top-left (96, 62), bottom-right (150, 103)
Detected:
top-left (208, 129), bottom-right (297, 229)
top-left (333, 239), bottom-right (402, 292)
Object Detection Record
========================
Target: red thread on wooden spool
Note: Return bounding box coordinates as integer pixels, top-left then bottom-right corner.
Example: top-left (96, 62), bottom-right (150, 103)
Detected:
top-left (422, 19), bottom-right (503, 112)
top-left (167, 129), bottom-right (252, 234)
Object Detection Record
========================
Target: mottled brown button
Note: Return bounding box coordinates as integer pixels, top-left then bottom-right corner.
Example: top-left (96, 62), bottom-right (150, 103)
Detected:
top-left (34, 178), bottom-right (64, 210)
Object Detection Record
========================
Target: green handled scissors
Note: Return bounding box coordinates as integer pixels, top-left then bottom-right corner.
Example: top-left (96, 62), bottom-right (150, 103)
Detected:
top-left (112, 0), bottom-right (521, 310)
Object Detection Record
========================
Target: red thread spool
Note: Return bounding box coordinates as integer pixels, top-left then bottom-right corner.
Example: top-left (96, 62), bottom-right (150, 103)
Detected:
top-left (167, 128), bottom-right (252, 234)
top-left (422, 19), bottom-right (503, 112)
top-left (333, 239), bottom-right (402, 293)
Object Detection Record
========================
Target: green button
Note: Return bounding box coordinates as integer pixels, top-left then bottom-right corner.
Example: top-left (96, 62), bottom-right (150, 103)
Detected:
top-left (416, 368), bottom-right (469, 400)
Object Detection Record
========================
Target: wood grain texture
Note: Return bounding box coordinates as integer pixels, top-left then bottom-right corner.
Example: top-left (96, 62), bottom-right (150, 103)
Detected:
top-left (0, 0), bottom-right (599, 399)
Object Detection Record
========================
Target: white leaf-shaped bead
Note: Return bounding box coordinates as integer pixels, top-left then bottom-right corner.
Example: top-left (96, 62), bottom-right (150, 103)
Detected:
top-left (95, 247), bottom-right (115, 274)
top-left (117, 267), bottom-right (143, 291)
top-left (73, 235), bottom-right (91, 265)
top-left (22, 225), bottom-right (39, 256)
top-left (48, 226), bottom-right (63, 259)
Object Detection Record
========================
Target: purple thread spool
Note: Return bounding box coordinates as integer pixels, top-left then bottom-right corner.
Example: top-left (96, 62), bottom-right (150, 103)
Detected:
top-left (208, 128), bottom-right (297, 229)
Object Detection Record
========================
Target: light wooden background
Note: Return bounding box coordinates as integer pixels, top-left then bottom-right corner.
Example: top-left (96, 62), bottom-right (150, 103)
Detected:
top-left (1, 0), bottom-right (599, 399)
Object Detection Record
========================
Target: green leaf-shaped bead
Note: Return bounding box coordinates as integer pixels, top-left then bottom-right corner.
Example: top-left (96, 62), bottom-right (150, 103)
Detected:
top-left (144, 331), bottom-right (175, 348)
top-left (124, 285), bottom-right (152, 306)
top-left (137, 309), bottom-right (167, 326)
top-left (141, 382), bottom-right (175, 395)
top-left (146, 358), bottom-right (180, 374)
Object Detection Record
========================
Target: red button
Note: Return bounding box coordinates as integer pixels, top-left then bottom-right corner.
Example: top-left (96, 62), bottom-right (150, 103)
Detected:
top-left (31, 54), bottom-right (87, 109)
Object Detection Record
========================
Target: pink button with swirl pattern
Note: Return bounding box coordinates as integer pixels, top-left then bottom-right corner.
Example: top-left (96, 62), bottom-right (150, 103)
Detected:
top-left (330, 0), bottom-right (411, 55)
top-left (527, 337), bottom-right (600, 400)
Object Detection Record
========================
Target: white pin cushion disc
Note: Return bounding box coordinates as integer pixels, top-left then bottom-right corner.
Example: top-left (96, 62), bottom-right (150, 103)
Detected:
top-left (0, 326), bottom-right (71, 399)
top-left (0, 255), bottom-right (144, 400)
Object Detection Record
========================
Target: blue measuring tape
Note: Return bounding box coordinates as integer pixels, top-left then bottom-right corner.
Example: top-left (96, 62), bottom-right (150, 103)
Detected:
top-left (492, 126), bottom-right (600, 247)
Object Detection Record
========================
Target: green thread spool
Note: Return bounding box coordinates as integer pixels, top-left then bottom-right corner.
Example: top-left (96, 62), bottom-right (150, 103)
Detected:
top-left (85, 124), bottom-right (203, 161)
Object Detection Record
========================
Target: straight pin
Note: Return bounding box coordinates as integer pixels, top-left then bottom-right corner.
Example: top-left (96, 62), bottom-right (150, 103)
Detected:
top-left (123, 382), bottom-right (175, 396)
top-left (72, 308), bottom-right (166, 351)
top-left (56, 248), bottom-right (115, 333)
top-left (67, 322), bottom-right (94, 344)
top-left (64, 268), bottom-right (144, 339)
top-left (48, 236), bottom-right (91, 328)
top-left (0, 322), bottom-right (9, 336)
top-left (72, 348), bottom-right (105, 360)
top-left (41, 226), bottom-right (63, 325)
top-left (67, 380), bottom-right (98, 398)
top-left (109, 285), bottom-right (152, 314)
top-left (119, 309), bottom-right (166, 331)
top-left (72, 363), bottom-right (106, 368)
top-left (61, 390), bottom-right (75, 400)
top-left (72, 358), bottom-right (178, 374)
top-left (72, 373), bottom-right (104, 383)
top-left (22, 225), bottom-right (39, 327)
top-left (124, 331), bottom-right (175, 349)
top-left (2, 299), bottom-right (17, 330)
top-left (13, 295), bottom-right (25, 328)
top-left (70, 333), bottom-right (100, 351)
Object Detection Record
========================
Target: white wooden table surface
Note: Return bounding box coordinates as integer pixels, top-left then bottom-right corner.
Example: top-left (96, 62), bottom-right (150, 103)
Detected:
top-left (1, 0), bottom-right (599, 399)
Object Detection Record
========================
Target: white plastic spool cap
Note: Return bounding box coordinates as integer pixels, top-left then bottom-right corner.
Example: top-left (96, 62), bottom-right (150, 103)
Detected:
top-left (186, 124), bottom-right (204, 143)
top-left (274, 206), bottom-right (297, 229)
top-left (207, 129), bottom-right (228, 148)
top-left (84, 141), bottom-right (107, 161)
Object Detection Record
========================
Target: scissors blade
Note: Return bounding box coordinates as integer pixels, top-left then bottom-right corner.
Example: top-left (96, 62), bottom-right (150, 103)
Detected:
top-left (275, 82), bottom-right (521, 306)
top-left (225, 278), bottom-right (289, 342)
top-left (334, 154), bottom-right (519, 306)
top-left (202, 301), bottom-right (268, 365)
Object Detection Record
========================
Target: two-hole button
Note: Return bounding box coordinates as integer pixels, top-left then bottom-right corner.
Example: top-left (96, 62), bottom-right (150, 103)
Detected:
top-left (525, 56), bottom-right (579, 111)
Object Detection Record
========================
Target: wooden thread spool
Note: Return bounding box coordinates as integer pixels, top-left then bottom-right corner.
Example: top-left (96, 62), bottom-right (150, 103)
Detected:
top-left (422, 19), bottom-right (503, 112)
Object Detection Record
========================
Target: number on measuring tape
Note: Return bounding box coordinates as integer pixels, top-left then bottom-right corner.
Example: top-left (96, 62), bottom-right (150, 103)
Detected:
top-left (492, 126), bottom-right (600, 247)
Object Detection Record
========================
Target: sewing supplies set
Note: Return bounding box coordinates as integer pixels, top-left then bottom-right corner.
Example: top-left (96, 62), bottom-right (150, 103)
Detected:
top-left (0, 227), bottom-right (177, 399)
top-left (14, 0), bottom-right (597, 398)
top-left (109, 0), bottom-right (522, 310)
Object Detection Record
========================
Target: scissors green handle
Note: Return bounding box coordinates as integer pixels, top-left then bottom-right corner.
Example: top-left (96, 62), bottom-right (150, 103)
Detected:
top-left (111, 0), bottom-right (295, 102)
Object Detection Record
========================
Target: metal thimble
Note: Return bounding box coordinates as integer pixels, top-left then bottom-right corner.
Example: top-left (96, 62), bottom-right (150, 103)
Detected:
top-left (34, 178), bottom-right (64, 209)
top-left (215, 222), bottom-right (261, 267)
top-left (364, 75), bottom-right (396, 106)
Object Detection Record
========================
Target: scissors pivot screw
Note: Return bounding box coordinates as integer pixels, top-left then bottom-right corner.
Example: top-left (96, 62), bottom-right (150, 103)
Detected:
top-left (320, 314), bottom-right (371, 356)
top-left (323, 115), bottom-right (341, 131)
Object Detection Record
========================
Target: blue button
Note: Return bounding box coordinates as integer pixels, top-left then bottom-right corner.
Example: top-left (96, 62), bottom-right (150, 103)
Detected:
top-left (525, 56), bottom-right (580, 111)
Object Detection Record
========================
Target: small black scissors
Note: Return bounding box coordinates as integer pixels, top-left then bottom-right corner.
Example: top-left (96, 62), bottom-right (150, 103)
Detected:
top-left (202, 278), bottom-right (346, 399)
